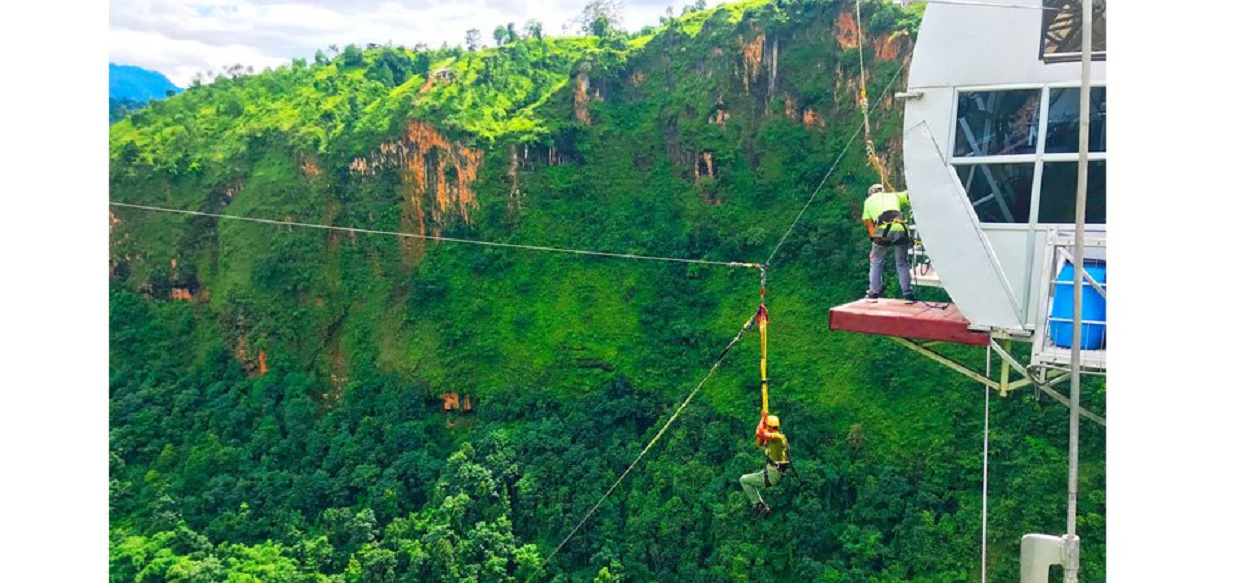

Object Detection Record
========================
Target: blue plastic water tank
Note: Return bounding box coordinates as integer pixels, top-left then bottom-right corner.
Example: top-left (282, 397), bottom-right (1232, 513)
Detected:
top-left (1049, 262), bottom-right (1106, 349)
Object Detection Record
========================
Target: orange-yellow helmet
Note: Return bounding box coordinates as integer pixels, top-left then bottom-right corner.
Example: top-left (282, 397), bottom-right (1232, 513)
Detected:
top-left (765, 415), bottom-right (780, 428)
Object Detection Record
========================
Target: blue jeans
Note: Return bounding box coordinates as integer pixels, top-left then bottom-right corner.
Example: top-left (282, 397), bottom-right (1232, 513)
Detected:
top-left (869, 244), bottom-right (913, 296)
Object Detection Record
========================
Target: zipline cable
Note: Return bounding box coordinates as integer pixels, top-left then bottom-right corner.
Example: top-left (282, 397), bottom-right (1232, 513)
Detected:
top-left (765, 64), bottom-right (906, 266)
top-left (116, 63), bottom-right (903, 275)
top-left (895, 0), bottom-right (1061, 10)
top-left (109, 202), bottom-right (761, 270)
top-left (531, 312), bottom-right (759, 580)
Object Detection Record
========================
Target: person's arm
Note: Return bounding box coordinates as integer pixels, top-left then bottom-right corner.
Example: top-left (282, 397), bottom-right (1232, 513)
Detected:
top-left (864, 219), bottom-right (875, 238)
top-left (897, 191), bottom-right (910, 210)
top-left (755, 413), bottom-right (771, 446)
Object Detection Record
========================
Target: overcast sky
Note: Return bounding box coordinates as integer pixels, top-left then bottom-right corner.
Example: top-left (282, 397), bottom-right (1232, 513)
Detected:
top-left (110, 0), bottom-right (729, 87)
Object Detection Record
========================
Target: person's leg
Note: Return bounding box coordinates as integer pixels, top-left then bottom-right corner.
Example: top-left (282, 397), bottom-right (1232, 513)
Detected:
top-left (740, 471), bottom-right (766, 505)
top-left (868, 244), bottom-right (885, 296)
top-left (754, 467), bottom-right (781, 517)
top-left (894, 244), bottom-right (913, 296)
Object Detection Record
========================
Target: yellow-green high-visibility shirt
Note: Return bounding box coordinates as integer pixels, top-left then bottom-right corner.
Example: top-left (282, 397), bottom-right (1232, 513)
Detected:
top-left (861, 191), bottom-right (910, 222)
top-left (766, 432), bottom-right (789, 464)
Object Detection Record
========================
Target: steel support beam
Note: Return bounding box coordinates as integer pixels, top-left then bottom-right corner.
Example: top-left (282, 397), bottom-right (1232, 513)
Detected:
top-left (998, 338), bottom-right (1013, 396)
top-left (893, 337), bottom-right (999, 390)
top-left (989, 338), bottom-right (1105, 427)
top-left (1037, 384), bottom-right (1105, 428)
top-left (896, 336), bottom-right (1105, 427)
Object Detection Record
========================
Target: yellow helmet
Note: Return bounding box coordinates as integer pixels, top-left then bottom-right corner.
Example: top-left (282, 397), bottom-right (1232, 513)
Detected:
top-left (765, 415), bottom-right (780, 428)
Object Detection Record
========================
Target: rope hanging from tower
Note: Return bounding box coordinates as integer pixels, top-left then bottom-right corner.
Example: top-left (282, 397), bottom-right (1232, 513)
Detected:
top-left (855, 0), bottom-right (894, 192)
top-left (981, 343), bottom-right (992, 582)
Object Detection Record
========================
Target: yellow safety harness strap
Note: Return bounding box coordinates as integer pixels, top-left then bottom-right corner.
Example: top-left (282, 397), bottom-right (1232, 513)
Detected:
top-left (760, 304), bottom-right (769, 413)
top-left (756, 265), bottom-right (770, 414)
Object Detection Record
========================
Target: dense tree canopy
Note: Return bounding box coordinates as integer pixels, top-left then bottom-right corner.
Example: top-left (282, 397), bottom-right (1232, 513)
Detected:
top-left (108, 1), bottom-right (1105, 581)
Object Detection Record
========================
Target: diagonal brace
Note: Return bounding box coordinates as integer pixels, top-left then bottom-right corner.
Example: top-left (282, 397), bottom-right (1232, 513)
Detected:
top-left (989, 339), bottom-right (1106, 427)
top-left (893, 337), bottom-right (1000, 390)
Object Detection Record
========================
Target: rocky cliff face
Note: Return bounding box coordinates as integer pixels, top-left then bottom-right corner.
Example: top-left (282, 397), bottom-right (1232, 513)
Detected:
top-left (349, 120), bottom-right (483, 262)
top-left (108, 0), bottom-right (923, 459)
top-left (108, 0), bottom-right (922, 440)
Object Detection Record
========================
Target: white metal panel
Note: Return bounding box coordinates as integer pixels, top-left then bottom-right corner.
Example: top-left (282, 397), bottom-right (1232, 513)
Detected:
top-left (984, 227), bottom-right (1033, 323)
top-left (901, 1), bottom-right (1106, 334)
top-left (907, 4), bottom-right (1106, 91)
top-left (902, 87), bottom-right (956, 166)
top-left (1020, 533), bottom-right (1068, 583)
top-left (1026, 227), bottom-right (1050, 325)
top-left (905, 123), bottom-right (1025, 331)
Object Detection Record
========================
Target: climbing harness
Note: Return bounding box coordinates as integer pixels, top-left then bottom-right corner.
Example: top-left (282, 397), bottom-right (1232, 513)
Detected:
top-left (762, 462), bottom-right (788, 488)
top-left (758, 451), bottom-right (791, 489)
top-left (872, 209), bottom-right (913, 248)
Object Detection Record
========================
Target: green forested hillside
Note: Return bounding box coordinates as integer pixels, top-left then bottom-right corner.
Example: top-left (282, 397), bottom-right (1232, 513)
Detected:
top-left (108, 1), bottom-right (1105, 581)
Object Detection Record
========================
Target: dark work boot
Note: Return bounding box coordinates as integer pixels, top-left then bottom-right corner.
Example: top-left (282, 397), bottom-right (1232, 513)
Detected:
top-left (750, 502), bottom-right (766, 518)
top-left (903, 291), bottom-right (916, 304)
top-left (864, 291), bottom-right (880, 303)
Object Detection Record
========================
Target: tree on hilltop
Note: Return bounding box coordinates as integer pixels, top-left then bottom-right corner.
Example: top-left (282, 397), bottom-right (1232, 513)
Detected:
top-left (575, 0), bottom-right (623, 37)
top-left (341, 44), bottom-right (364, 68)
top-left (524, 20), bottom-right (543, 39)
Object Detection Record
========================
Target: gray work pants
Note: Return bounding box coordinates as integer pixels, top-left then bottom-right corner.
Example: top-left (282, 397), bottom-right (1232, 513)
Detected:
top-left (869, 243), bottom-right (913, 296)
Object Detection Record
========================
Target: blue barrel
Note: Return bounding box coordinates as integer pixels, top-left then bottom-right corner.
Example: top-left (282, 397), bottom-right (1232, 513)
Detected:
top-left (1049, 262), bottom-right (1106, 349)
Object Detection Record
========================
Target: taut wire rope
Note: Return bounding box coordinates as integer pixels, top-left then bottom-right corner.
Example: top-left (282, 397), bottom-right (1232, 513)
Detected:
top-left (895, 0), bottom-right (1061, 10)
top-left (109, 202), bottom-right (759, 270)
top-left (765, 63), bottom-right (906, 266)
top-left (530, 312), bottom-right (760, 580)
top-left (981, 344), bottom-right (991, 582)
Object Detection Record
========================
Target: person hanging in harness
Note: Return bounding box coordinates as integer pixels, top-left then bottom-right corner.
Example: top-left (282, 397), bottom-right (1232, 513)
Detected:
top-left (739, 412), bottom-right (790, 519)
top-left (861, 184), bottom-right (915, 303)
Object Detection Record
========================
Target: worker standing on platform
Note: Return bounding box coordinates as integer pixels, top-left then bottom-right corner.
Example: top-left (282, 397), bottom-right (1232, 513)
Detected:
top-left (739, 412), bottom-right (790, 519)
top-left (861, 184), bottom-right (915, 303)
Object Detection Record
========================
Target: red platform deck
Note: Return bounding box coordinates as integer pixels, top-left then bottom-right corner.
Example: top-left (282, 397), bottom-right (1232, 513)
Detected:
top-left (828, 299), bottom-right (989, 346)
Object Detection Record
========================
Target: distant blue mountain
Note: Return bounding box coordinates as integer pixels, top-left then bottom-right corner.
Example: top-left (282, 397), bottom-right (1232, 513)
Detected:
top-left (109, 63), bottom-right (182, 101)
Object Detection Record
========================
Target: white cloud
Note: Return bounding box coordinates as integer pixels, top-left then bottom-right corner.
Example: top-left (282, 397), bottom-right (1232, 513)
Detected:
top-left (110, 28), bottom-right (291, 87)
top-left (109, 0), bottom-right (728, 87)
